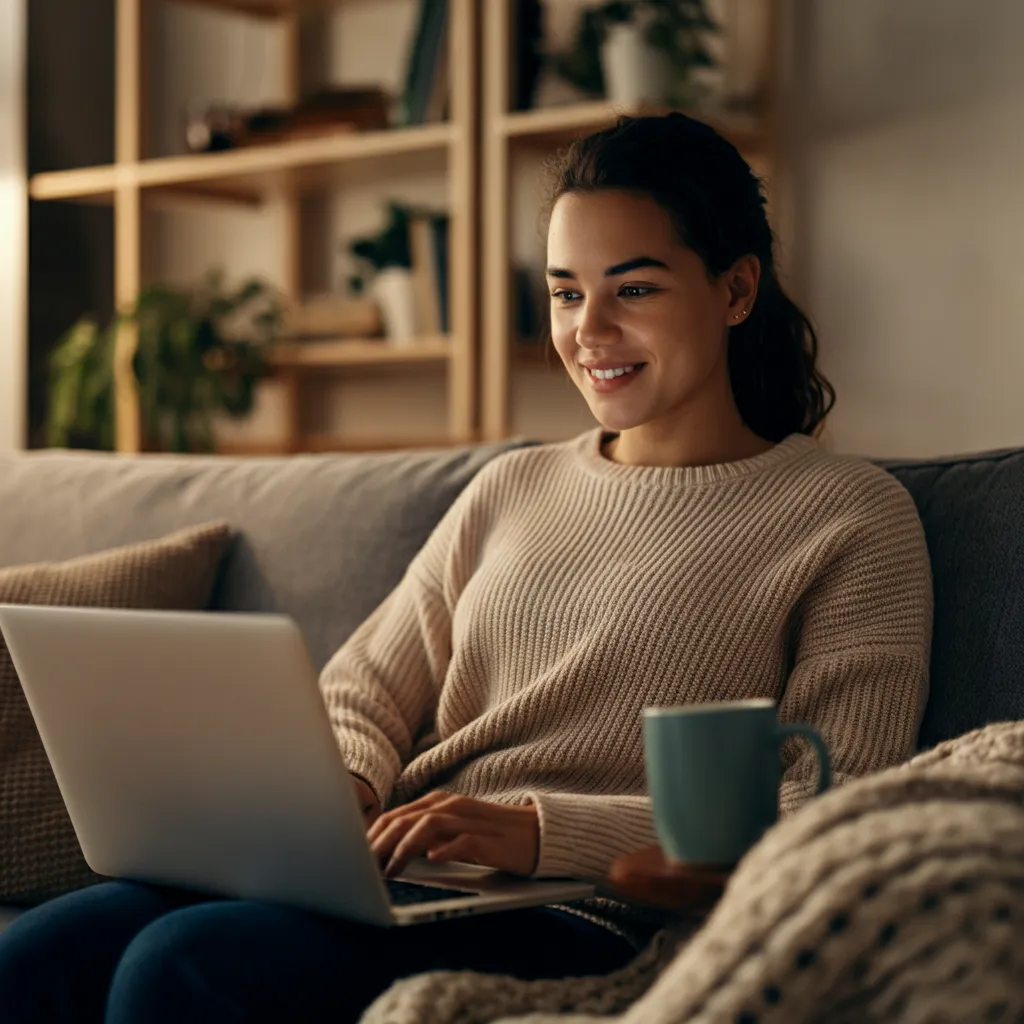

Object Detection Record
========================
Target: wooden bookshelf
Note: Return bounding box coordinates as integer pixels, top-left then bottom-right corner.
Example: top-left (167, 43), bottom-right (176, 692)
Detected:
top-left (29, 0), bottom-right (477, 454)
top-left (29, 0), bottom-right (781, 453)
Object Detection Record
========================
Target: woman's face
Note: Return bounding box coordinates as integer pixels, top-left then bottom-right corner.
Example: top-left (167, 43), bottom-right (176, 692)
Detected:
top-left (546, 189), bottom-right (753, 435)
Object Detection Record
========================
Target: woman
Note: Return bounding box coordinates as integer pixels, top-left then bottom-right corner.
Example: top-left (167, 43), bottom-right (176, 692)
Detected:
top-left (0, 113), bottom-right (933, 1022)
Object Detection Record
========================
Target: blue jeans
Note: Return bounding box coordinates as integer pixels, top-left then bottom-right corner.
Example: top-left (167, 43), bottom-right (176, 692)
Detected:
top-left (0, 881), bottom-right (634, 1023)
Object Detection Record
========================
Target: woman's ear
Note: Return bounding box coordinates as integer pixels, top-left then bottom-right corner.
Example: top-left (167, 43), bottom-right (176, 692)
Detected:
top-left (725, 255), bottom-right (761, 326)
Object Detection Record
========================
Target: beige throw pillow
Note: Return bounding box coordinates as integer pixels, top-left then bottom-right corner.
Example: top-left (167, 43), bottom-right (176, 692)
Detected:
top-left (0, 521), bottom-right (234, 904)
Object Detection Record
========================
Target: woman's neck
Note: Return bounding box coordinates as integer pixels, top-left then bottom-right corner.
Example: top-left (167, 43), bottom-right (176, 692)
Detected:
top-left (603, 419), bottom-right (775, 469)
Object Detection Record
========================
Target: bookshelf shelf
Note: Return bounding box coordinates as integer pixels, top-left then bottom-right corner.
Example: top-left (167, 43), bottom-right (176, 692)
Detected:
top-left (169, 0), bottom-right (341, 18)
top-left (30, 124), bottom-right (457, 206)
top-left (269, 337), bottom-right (452, 369)
top-left (500, 102), bottom-right (767, 153)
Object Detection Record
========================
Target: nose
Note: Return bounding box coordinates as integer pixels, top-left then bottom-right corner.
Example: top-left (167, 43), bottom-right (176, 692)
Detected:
top-left (576, 297), bottom-right (621, 350)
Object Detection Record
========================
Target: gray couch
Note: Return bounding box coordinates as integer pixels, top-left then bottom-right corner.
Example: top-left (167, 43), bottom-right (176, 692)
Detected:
top-left (0, 438), bottom-right (1022, 933)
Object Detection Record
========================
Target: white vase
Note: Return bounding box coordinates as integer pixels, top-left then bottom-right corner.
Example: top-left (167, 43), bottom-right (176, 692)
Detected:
top-left (600, 22), bottom-right (672, 106)
top-left (372, 267), bottom-right (418, 347)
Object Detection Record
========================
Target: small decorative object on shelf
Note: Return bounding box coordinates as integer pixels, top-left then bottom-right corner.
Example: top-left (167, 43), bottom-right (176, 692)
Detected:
top-left (346, 201), bottom-right (449, 346)
top-left (555, 0), bottom-right (718, 108)
top-left (46, 272), bottom-right (281, 454)
top-left (371, 268), bottom-right (418, 346)
top-left (347, 202), bottom-right (416, 346)
top-left (184, 87), bottom-right (391, 154)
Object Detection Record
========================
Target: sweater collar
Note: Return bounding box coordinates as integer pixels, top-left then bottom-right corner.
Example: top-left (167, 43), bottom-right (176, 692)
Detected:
top-left (575, 428), bottom-right (818, 487)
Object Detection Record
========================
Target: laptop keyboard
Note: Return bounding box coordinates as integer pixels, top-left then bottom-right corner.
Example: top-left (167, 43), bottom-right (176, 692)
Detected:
top-left (386, 879), bottom-right (478, 906)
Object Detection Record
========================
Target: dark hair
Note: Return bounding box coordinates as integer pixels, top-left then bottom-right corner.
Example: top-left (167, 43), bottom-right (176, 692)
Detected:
top-left (543, 113), bottom-right (834, 441)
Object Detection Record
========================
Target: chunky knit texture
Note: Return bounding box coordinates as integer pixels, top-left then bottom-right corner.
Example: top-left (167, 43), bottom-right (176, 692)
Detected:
top-left (320, 428), bottom-right (932, 892)
top-left (361, 720), bottom-right (1024, 1024)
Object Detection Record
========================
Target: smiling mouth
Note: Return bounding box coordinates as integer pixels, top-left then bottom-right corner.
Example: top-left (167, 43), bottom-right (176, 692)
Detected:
top-left (583, 363), bottom-right (646, 382)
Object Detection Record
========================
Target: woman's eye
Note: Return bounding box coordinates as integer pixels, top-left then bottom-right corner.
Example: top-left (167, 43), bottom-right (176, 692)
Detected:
top-left (550, 286), bottom-right (656, 303)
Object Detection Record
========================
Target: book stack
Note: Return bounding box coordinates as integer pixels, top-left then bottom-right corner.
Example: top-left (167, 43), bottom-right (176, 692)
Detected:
top-left (398, 0), bottom-right (449, 126)
top-left (281, 297), bottom-right (383, 342)
top-left (185, 89), bottom-right (391, 154)
top-left (409, 213), bottom-right (450, 335)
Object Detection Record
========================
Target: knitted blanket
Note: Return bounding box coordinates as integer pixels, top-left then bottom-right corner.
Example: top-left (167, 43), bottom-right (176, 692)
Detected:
top-left (362, 721), bottom-right (1024, 1024)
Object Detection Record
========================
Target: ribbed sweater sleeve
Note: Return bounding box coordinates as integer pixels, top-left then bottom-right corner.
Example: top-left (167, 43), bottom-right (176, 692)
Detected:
top-left (777, 475), bottom-right (933, 814)
top-left (318, 487), bottom-right (471, 806)
top-left (526, 793), bottom-right (657, 880)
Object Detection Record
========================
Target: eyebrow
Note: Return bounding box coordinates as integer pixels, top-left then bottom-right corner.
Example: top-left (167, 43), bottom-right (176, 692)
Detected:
top-left (546, 256), bottom-right (670, 279)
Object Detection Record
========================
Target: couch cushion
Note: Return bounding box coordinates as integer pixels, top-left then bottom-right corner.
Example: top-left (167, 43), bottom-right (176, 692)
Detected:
top-left (884, 449), bottom-right (1024, 749)
top-left (0, 443), bottom-right (526, 672)
top-left (0, 522), bottom-right (233, 905)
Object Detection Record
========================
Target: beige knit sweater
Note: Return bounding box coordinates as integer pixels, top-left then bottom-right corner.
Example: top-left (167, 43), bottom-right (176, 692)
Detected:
top-left (320, 428), bottom-right (933, 886)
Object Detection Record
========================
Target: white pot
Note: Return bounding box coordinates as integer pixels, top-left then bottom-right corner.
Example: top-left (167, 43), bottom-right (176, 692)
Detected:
top-left (600, 23), bottom-right (672, 106)
top-left (372, 267), bottom-right (418, 346)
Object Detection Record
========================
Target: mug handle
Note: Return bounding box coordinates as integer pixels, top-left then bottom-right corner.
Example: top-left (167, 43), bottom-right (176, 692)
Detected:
top-left (775, 723), bottom-right (832, 794)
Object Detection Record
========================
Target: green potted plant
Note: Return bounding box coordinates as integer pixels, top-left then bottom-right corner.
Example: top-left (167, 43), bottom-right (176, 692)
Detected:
top-left (556, 0), bottom-right (718, 108)
top-left (345, 201), bottom-right (416, 345)
top-left (46, 271), bottom-right (281, 454)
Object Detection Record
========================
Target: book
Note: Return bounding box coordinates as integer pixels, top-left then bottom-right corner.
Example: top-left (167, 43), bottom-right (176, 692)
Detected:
top-left (513, 0), bottom-right (543, 111)
top-left (399, 0), bottom-right (448, 126)
top-left (431, 215), bottom-right (449, 334)
top-left (409, 217), bottom-right (442, 335)
top-left (409, 213), bottom-right (450, 335)
top-left (424, 22), bottom-right (450, 123)
top-left (281, 296), bottom-right (383, 340)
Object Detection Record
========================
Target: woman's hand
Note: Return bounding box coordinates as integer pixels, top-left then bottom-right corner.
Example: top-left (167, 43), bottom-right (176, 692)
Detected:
top-left (351, 774), bottom-right (381, 827)
top-left (367, 792), bottom-right (540, 878)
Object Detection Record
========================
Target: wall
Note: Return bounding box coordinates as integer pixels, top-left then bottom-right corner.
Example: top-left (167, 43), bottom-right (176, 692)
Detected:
top-left (0, 0), bottom-right (26, 451)
top-left (796, 0), bottom-right (1024, 458)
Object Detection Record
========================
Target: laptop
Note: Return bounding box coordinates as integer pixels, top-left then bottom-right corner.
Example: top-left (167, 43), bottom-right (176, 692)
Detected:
top-left (0, 604), bottom-right (594, 926)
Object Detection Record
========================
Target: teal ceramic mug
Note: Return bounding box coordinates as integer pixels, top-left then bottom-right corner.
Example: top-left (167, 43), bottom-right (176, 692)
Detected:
top-left (643, 699), bottom-right (832, 866)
